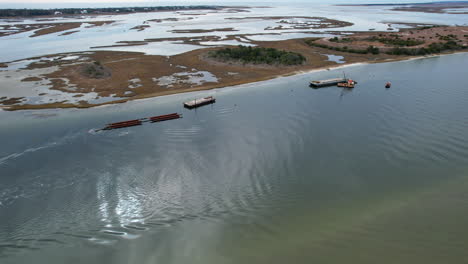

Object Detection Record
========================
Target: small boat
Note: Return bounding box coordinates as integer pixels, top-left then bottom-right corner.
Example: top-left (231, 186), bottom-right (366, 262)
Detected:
top-left (337, 79), bottom-right (357, 88)
top-left (385, 82), bottom-right (391, 88)
top-left (184, 96), bottom-right (216, 109)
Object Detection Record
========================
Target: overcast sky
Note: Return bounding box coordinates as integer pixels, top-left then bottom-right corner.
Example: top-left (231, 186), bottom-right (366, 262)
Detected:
top-left (0, 0), bottom-right (456, 3)
top-left (0, 0), bottom-right (463, 8)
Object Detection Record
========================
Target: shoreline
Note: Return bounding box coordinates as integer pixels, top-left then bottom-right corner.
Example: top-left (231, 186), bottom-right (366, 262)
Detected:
top-left (2, 50), bottom-right (466, 112)
top-left (1, 24), bottom-right (467, 112)
top-left (0, 6), bottom-right (242, 20)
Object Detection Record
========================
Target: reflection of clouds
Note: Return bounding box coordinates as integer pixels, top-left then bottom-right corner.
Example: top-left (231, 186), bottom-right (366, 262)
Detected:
top-left (96, 172), bottom-right (111, 225)
top-left (96, 167), bottom-right (145, 226)
top-left (114, 166), bottom-right (143, 224)
top-left (115, 186), bottom-right (142, 225)
top-left (95, 158), bottom-right (202, 227)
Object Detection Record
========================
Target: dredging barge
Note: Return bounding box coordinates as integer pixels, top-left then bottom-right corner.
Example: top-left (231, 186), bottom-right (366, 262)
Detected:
top-left (310, 77), bottom-right (347, 87)
top-left (100, 113), bottom-right (182, 131)
top-left (184, 96), bottom-right (216, 109)
top-left (337, 79), bottom-right (357, 88)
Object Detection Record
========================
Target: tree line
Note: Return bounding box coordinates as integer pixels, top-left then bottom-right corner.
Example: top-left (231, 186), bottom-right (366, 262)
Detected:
top-left (0, 6), bottom-right (220, 17)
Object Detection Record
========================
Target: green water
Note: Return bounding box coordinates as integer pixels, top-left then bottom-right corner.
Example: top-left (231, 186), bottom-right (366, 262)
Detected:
top-left (0, 53), bottom-right (468, 263)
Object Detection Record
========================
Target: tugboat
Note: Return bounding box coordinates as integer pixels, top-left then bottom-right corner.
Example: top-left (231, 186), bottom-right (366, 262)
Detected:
top-left (337, 79), bottom-right (357, 88)
top-left (385, 82), bottom-right (391, 88)
top-left (336, 72), bottom-right (357, 88)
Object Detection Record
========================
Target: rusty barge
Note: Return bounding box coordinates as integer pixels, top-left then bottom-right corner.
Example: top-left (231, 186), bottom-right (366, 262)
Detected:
top-left (101, 113), bottom-right (182, 131)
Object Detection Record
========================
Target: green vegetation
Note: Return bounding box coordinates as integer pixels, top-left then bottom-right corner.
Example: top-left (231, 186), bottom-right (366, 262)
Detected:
top-left (0, 6), bottom-right (220, 17)
top-left (417, 25), bottom-right (440, 30)
top-left (366, 45), bottom-right (380, 54)
top-left (386, 40), bottom-right (466, 55)
top-left (209, 45), bottom-right (306, 66)
top-left (438, 34), bottom-right (458, 41)
top-left (306, 37), bottom-right (466, 57)
top-left (367, 36), bottom-right (425, 46)
top-left (329, 37), bottom-right (353, 43)
top-left (82, 61), bottom-right (109, 78)
top-left (305, 39), bottom-right (373, 54)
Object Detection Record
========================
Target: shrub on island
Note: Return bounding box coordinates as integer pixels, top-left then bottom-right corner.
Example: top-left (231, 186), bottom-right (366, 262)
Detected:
top-left (80, 61), bottom-right (111, 79)
top-left (208, 45), bottom-right (306, 66)
top-left (367, 36), bottom-right (425, 47)
top-left (305, 38), bottom-right (466, 56)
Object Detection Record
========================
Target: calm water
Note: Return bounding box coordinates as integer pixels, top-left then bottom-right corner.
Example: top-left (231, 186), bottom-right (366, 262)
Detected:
top-left (1, 53), bottom-right (468, 263)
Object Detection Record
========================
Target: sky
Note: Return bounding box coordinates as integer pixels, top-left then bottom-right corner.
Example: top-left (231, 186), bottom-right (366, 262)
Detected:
top-left (0, 0), bottom-right (453, 2)
top-left (0, 0), bottom-right (465, 8)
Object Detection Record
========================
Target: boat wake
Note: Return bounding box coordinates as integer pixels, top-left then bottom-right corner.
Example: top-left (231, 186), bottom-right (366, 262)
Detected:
top-left (0, 132), bottom-right (80, 166)
top-left (0, 143), bottom-right (57, 166)
top-left (88, 129), bottom-right (102, 135)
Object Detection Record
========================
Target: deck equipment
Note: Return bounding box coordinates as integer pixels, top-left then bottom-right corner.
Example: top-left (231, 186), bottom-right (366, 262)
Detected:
top-left (183, 96), bottom-right (216, 109)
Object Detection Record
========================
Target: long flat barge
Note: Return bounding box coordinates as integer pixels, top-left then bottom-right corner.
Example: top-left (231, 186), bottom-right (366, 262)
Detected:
top-left (100, 113), bottom-right (182, 131)
top-left (184, 96), bottom-right (216, 109)
top-left (310, 78), bottom-right (347, 87)
top-left (104, 120), bottom-right (143, 130)
top-left (149, 113), bottom-right (181, 123)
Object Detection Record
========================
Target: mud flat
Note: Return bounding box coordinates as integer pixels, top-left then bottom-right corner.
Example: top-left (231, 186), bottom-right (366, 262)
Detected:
top-left (227, 16), bottom-right (353, 30)
top-left (147, 18), bottom-right (190, 23)
top-left (391, 3), bottom-right (468, 14)
top-left (130, 25), bottom-right (151, 32)
top-left (0, 21), bottom-right (115, 38)
top-left (169, 28), bottom-right (238, 34)
top-left (91, 34), bottom-right (268, 49)
top-left (339, 2), bottom-right (468, 14)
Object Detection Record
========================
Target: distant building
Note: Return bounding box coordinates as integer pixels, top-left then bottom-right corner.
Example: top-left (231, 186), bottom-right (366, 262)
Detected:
top-left (54, 11), bottom-right (62, 15)
top-left (81, 10), bottom-right (88, 14)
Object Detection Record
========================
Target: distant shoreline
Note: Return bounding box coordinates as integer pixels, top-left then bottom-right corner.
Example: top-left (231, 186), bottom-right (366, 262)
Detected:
top-left (337, 2), bottom-right (468, 14)
top-left (0, 5), bottom-right (232, 19)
